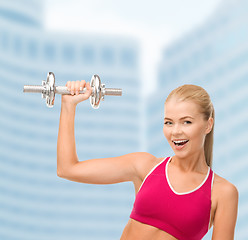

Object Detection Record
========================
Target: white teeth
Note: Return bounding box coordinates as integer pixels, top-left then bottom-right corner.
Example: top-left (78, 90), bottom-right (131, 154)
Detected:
top-left (173, 140), bottom-right (188, 143)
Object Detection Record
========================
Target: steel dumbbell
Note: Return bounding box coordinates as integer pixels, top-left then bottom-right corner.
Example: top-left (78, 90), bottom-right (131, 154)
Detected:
top-left (23, 72), bottom-right (122, 109)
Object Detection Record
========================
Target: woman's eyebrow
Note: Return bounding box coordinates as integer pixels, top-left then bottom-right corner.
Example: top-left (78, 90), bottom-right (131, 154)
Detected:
top-left (164, 117), bottom-right (172, 120)
top-left (164, 116), bottom-right (194, 120)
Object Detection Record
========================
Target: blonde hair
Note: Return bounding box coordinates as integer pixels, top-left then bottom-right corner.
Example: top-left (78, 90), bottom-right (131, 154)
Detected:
top-left (165, 84), bottom-right (215, 168)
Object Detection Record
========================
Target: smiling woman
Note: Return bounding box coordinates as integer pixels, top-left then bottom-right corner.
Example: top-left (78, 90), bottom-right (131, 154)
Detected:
top-left (57, 82), bottom-right (238, 240)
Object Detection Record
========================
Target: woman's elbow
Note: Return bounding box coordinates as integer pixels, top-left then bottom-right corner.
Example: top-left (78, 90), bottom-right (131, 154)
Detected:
top-left (57, 168), bottom-right (65, 178)
top-left (57, 166), bottom-right (75, 180)
top-left (57, 167), bottom-right (69, 179)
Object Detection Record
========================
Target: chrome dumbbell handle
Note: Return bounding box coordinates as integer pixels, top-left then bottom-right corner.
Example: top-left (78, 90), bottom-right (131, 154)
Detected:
top-left (55, 86), bottom-right (87, 95)
top-left (23, 85), bottom-right (45, 93)
top-left (23, 85), bottom-right (122, 99)
top-left (104, 88), bottom-right (122, 96)
top-left (54, 86), bottom-right (122, 96)
top-left (23, 72), bottom-right (122, 109)
top-left (23, 86), bottom-right (89, 95)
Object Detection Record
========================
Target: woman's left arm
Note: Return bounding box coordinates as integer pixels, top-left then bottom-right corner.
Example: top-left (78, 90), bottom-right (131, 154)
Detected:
top-left (211, 182), bottom-right (239, 240)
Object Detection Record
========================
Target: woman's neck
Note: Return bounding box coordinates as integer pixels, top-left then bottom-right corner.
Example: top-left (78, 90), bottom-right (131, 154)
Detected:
top-left (171, 151), bottom-right (208, 173)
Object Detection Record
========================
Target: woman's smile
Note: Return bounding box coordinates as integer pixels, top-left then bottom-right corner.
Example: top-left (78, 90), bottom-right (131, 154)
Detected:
top-left (172, 139), bottom-right (189, 150)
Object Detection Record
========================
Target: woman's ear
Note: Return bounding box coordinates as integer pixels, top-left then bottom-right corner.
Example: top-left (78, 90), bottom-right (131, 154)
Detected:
top-left (205, 117), bottom-right (214, 134)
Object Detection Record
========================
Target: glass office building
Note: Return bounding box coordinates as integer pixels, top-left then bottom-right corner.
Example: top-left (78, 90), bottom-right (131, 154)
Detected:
top-left (0, 0), bottom-right (141, 239)
top-left (146, 0), bottom-right (248, 239)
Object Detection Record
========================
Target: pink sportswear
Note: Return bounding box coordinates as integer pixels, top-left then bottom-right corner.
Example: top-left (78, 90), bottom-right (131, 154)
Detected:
top-left (130, 156), bottom-right (214, 240)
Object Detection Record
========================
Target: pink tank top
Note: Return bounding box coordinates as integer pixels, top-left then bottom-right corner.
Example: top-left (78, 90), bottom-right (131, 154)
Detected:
top-left (130, 157), bottom-right (214, 240)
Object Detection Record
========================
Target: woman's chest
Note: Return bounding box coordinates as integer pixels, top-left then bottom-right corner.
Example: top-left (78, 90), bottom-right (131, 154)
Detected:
top-left (135, 173), bottom-right (212, 222)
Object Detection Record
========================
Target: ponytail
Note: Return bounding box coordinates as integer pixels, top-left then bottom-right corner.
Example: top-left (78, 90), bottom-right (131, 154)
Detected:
top-left (204, 108), bottom-right (214, 168)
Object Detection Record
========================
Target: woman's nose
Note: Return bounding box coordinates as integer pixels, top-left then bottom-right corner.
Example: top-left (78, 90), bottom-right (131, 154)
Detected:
top-left (172, 123), bottom-right (182, 135)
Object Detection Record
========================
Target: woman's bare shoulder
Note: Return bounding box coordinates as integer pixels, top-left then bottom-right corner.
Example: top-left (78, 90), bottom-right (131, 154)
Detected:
top-left (213, 173), bottom-right (239, 201)
top-left (131, 152), bottom-right (166, 180)
top-left (133, 152), bottom-right (167, 166)
top-left (131, 152), bottom-right (157, 168)
top-left (211, 173), bottom-right (239, 237)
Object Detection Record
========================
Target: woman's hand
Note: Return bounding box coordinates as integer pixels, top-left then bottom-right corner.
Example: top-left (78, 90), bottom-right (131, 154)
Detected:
top-left (61, 80), bottom-right (92, 107)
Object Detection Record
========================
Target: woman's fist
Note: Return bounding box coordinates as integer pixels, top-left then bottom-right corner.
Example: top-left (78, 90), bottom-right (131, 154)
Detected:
top-left (61, 80), bottom-right (92, 107)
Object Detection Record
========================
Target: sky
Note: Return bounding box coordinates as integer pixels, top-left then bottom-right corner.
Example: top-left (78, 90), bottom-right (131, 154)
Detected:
top-left (45, 0), bottom-right (223, 95)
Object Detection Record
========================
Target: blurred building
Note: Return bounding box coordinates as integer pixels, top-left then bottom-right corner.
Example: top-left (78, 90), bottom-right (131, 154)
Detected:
top-left (146, 0), bottom-right (248, 239)
top-left (0, 0), bottom-right (141, 239)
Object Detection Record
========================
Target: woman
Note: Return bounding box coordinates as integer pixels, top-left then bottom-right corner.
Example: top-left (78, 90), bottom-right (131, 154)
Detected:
top-left (57, 80), bottom-right (239, 240)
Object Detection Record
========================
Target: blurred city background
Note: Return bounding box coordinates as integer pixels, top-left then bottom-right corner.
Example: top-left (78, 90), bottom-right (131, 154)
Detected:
top-left (0, 0), bottom-right (247, 239)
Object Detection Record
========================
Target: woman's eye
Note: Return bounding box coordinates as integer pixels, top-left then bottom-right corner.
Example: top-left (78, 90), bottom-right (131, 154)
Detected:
top-left (184, 121), bottom-right (192, 124)
top-left (164, 121), bottom-right (172, 125)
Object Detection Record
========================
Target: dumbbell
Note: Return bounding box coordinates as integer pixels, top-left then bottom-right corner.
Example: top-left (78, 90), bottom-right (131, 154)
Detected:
top-left (23, 72), bottom-right (122, 109)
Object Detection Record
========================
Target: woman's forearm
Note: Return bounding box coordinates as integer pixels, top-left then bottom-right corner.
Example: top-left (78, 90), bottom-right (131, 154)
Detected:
top-left (57, 103), bottom-right (78, 177)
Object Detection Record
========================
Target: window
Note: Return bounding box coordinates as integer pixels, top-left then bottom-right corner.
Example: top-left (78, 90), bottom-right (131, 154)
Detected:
top-left (101, 47), bottom-right (114, 65)
top-left (63, 44), bottom-right (75, 63)
top-left (81, 46), bottom-right (95, 64)
top-left (120, 48), bottom-right (136, 68)
top-left (27, 39), bottom-right (38, 59)
top-left (43, 42), bottom-right (56, 61)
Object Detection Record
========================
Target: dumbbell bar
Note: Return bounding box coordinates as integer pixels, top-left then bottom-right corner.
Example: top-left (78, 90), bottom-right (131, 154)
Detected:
top-left (23, 72), bottom-right (122, 109)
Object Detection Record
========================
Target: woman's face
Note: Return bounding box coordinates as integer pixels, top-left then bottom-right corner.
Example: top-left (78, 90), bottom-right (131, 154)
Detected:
top-left (163, 97), bottom-right (213, 159)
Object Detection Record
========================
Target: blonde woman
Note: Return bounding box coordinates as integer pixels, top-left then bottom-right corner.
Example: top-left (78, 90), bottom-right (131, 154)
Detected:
top-left (57, 81), bottom-right (238, 240)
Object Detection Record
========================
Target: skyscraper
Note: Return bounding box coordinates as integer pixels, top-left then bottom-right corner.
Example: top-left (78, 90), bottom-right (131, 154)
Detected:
top-left (0, 1), bottom-right (141, 239)
top-left (146, 0), bottom-right (248, 239)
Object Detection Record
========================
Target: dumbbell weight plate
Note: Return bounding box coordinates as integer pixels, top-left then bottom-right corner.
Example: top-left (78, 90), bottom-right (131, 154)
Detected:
top-left (46, 72), bottom-right (55, 108)
top-left (90, 74), bottom-right (102, 109)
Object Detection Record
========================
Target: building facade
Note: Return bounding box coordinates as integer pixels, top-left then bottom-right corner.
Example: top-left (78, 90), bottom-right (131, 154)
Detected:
top-left (146, 0), bottom-right (248, 239)
top-left (0, 0), bottom-right (141, 239)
